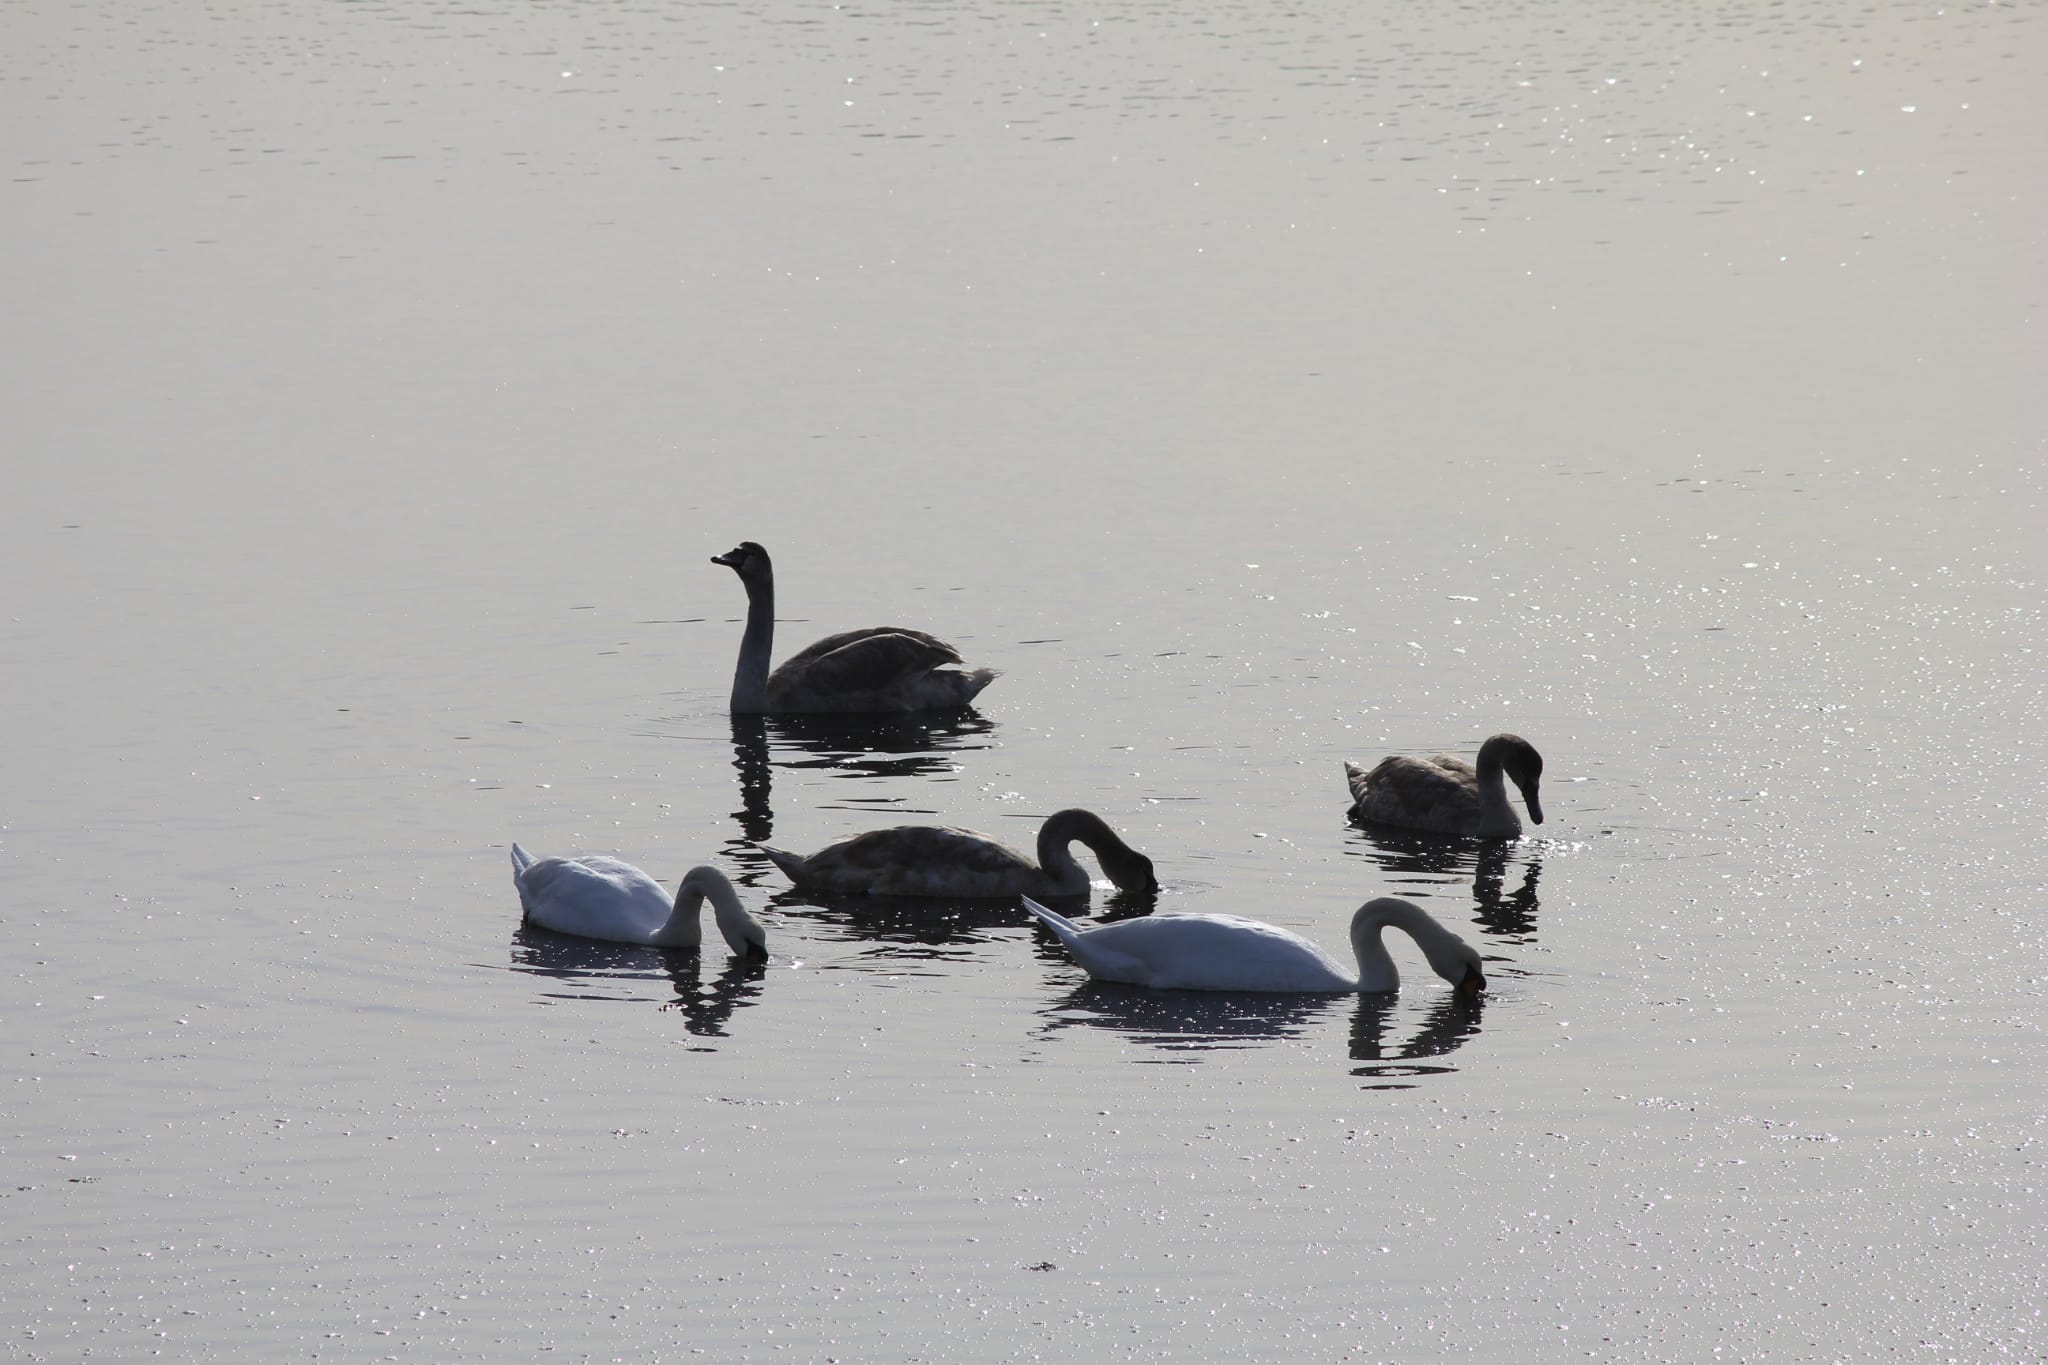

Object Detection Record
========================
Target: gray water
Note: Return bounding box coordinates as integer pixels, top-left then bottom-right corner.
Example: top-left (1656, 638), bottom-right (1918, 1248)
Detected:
top-left (3, 1), bottom-right (2041, 1360)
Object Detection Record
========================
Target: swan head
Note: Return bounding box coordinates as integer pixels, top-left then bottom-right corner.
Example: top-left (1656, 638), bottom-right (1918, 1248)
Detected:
top-left (712, 541), bottom-right (772, 582)
top-left (1489, 734), bottom-right (1545, 826)
top-left (1447, 947), bottom-right (1487, 996)
top-left (1421, 925), bottom-right (1488, 995)
top-left (680, 865), bottom-right (770, 960)
top-left (1098, 843), bottom-right (1159, 896)
top-left (1361, 897), bottom-right (1488, 995)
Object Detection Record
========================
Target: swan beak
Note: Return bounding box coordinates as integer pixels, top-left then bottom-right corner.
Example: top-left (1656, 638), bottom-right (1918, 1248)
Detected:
top-left (1521, 786), bottom-right (1544, 826)
top-left (1458, 965), bottom-right (1487, 996)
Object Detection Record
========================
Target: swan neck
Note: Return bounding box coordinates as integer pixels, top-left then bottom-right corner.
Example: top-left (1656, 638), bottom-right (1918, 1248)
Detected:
top-left (1472, 742), bottom-right (1517, 834)
top-left (1035, 810), bottom-right (1108, 893)
top-left (701, 875), bottom-right (765, 956)
top-left (1349, 911), bottom-right (1404, 992)
top-left (730, 570), bottom-right (774, 713)
top-left (1353, 898), bottom-right (1472, 992)
top-left (659, 881), bottom-right (710, 949)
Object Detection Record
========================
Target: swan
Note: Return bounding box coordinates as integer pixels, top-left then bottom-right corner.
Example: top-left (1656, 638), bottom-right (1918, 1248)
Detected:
top-left (1345, 733), bottom-right (1545, 838)
top-left (510, 845), bottom-right (767, 956)
top-left (759, 808), bottom-right (1157, 899)
top-left (711, 541), bottom-right (997, 714)
top-left (1023, 896), bottom-right (1486, 994)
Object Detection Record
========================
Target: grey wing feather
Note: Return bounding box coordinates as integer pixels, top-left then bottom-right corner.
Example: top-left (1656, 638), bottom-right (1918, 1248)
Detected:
top-left (1353, 755), bottom-right (1480, 830)
top-left (770, 629), bottom-right (965, 698)
top-left (775, 627), bottom-right (961, 674)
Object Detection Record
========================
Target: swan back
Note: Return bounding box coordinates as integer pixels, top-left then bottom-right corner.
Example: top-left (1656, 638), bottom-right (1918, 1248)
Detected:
top-left (762, 810), bottom-right (1154, 899)
top-left (1025, 896), bottom-right (1486, 995)
top-left (1023, 900), bottom-right (1358, 992)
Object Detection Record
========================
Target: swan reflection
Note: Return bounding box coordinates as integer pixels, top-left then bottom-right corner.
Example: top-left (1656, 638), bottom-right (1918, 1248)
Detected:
top-left (772, 889), bottom-right (1066, 966)
top-left (508, 925), bottom-right (769, 1035)
top-left (1036, 981), bottom-right (1347, 1055)
top-left (720, 710), bottom-right (998, 859)
top-left (1349, 991), bottom-right (1486, 1089)
top-left (1346, 826), bottom-right (1544, 942)
top-left (1036, 980), bottom-right (1485, 1081)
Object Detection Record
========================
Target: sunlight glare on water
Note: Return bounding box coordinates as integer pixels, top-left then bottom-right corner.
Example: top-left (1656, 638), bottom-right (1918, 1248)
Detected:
top-left (1, 0), bottom-right (2040, 1360)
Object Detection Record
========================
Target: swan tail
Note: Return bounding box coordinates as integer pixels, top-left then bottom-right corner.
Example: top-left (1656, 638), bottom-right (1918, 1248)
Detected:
top-left (1022, 896), bottom-right (1085, 949)
top-left (957, 667), bottom-right (999, 703)
top-left (509, 843), bottom-right (538, 922)
top-left (757, 845), bottom-right (808, 885)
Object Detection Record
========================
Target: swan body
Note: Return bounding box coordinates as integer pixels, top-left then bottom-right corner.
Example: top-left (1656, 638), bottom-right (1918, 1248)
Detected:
top-left (1346, 733), bottom-right (1545, 838)
top-left (712, 541), bottom-right (997, 714)
top-left (760, 808), bottom-right (1156, 899)
top-left (1024, 896), bottom-right (1486, 995)
top-left (510, 845), bottom-right (767, 956)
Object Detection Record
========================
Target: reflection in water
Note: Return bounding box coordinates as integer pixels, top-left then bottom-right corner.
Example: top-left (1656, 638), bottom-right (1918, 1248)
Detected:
top-left (764, 883), bottom-right (1157, 975)
top-left (1035, 979), bottom-right (1486, 1084)
top-left (507, 925), bottom-right (768, 1037)
top-left (1470, 845), bottom-right (1543, 940)
top-left (719, 710), bottom-right (997, 864)
top-left (1037, 981), bottom-right (1346, 1055)
top-left (728, 714), bottom-right (774, 847)
top-left (775, 890), bottom-right (1044, 962)
top-left (1345, 826), bottom-right (1545, 942)
top-left (1349, 992), bottom-right (1486, 1090)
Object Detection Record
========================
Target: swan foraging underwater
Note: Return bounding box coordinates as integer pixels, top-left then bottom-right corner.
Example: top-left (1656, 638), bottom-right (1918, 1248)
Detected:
top-left (759, 808), bottom-right (1157, 899)
top-left (711, 541), bottom-right (997, 714)
top-left (510, 845), bottom-right (767, 956)
top-left (1023, 895), bottom-right (1485, 994)
top-left (1345, 733), bottom-right (1545, 838)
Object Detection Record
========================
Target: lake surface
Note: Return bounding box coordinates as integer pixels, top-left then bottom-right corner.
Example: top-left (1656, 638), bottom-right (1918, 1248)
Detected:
top-left (3, 1), bottom-right (2041, 1359)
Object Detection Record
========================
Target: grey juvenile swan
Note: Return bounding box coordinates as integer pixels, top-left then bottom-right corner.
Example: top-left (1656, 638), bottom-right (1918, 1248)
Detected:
top-left (510, 845), bottom-right (767, 956)
top-left (760, 809), bottom-right (1157, 899)
top-left (711, 541), bottom-right (997, 714)
top-left (1345, 733), bottom-right (1545, 838)
top-left (1024, 895), bottom-right (1486, 994)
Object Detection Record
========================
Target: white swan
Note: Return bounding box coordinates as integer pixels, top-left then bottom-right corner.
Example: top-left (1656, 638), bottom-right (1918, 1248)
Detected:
top-left (1023, 896), bottom-right (1486, 994)
top-left (1345, 733), bottom-right (1545, 838)
top-left (510, 845), bottom-right (767, 955)
top-left (759, 809), bottom-right (1156, 899)
top-left (711, 541), bottom-right (998, 714)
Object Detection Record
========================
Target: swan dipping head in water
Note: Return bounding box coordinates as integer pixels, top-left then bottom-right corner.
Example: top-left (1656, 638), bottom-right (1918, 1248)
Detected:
top-left (760, 808), bottom-right (1156, 899)
top-left (511, 845), bottom-right (767, 957)
top-left (1024, 895), bottom-right (1485, 995)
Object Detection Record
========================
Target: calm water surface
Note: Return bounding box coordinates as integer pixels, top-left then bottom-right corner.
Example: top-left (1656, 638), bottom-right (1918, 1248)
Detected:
top-left (3, 1), bottom-right (2040, 1360)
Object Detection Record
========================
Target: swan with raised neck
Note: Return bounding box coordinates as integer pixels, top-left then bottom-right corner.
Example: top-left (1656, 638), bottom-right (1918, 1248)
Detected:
top-left (510, 845), bottom-right (767, 956)
top-left (1346, 733), bottom-right (1545, 838)
top-left (759, 808), bottom-right (1157, 899)
top-left (711, 540), bottom-right (997, 714)
top-left (1024, 895), bottom-right (1486, 994)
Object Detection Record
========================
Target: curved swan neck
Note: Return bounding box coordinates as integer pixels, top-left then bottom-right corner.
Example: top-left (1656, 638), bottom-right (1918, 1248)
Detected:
top-left (1034, 810), bottom-right (1104, 892)
top-left (1036, 809), bottom-right (1153, 893)
top-left (1472, 757), bottom-right (1516, 833)
top-left (1348, 905), bottom-right (1406, 992)
top-left (1474, 734), bottom-right (1539, 834)
top-left (667, 869), bottom-right (766, 956)
top-left (729, 565), bottom-right (775, 713)
top-left (1349, 898), bottom-right (1470, 992)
